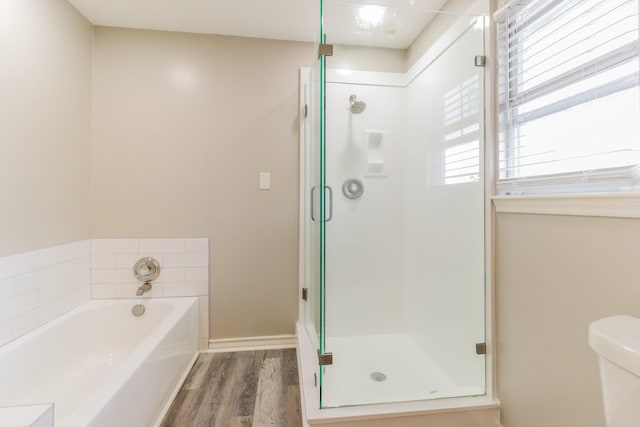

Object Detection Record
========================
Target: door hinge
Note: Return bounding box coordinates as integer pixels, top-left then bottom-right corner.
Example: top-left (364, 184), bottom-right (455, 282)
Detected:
top-left (476, 342), bottom-right (487, 355)
top-left (302, 287), bottom-right (308, 301)
top-left (304, 104), bottom-right (308, 118)
top-left (318, 43), bottom-right (334, 58)
top-left (474, 55), bottom-right (487, 67)
top-left (314, 372), bottom-right (318, 387)
top-left (318, 350), bottom-right (333, 366)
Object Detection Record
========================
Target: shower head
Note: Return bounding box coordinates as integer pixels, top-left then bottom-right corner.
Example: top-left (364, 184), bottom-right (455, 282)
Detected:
top-left (349, 94), bottom-right (366, 114)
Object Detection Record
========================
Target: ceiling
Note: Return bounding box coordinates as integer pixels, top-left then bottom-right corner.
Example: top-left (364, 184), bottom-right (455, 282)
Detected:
top-left (66, 0), bottom-right (449, 48)
top-left (67, 0), bottom-right (319, 42)
top-left (324, 1), bottom-right (447, 49)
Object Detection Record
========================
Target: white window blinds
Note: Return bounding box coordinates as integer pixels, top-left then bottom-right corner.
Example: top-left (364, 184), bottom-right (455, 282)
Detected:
top-left (497, 0), bottom-right (640, 194)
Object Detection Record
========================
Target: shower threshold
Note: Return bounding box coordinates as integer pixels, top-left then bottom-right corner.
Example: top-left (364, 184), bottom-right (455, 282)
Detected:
top-left (296, 323), bottom-right (500, 427)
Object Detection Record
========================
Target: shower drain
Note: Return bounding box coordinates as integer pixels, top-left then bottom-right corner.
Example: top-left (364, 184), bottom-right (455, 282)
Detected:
top-left (370, 372), bottom-right (387, 382)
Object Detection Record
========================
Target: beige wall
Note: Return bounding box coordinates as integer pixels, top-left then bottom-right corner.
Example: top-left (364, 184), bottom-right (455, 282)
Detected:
top-left (0, 0), bottom-right (92, 257)
top-left (91, 27), bottom-right (314, 339)
top-left (496, 212), bottom-right (640, 427)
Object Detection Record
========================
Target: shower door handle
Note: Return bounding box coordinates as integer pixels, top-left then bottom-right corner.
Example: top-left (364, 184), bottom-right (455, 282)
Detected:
top-left (311, 186), bottom-right (317, 222)
top-left (310, 186), bottom-right (333, 222)
top-left (325, 186), bottom-right (333, 222)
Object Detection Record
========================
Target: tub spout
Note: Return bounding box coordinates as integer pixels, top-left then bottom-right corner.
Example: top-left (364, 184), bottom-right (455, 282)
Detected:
top-left (136, 282), bottom-right (152, 296)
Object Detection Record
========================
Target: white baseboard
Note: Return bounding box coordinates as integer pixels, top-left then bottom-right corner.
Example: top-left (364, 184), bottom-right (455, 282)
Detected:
top-left (205, 334), bottom-right (296, 352)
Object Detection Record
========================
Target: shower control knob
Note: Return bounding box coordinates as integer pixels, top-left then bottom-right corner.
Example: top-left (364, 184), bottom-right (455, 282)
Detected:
top-left (133, 257), bottom-right (161, 283)
top-left (342, 178), bottom-right (364, 200)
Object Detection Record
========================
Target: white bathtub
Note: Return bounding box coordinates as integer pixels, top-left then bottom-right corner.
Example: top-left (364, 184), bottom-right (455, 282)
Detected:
top-left (0, 297), bottom-right (199, 427)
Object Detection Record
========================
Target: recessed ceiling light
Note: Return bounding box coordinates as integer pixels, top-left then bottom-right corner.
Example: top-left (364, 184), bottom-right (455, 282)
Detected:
top-left (356, 5), bottom-right (385, 29)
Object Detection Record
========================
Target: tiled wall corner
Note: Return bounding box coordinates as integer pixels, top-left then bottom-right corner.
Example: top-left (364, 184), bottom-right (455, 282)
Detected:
top-left (0, 241), bottom-right (91, 347)
top-left (90, 238), bottom-right (210, 348)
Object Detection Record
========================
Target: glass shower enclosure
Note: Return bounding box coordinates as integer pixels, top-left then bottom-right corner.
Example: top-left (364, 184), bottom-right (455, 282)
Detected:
top-left (300, 0), bottom-right (487, 410)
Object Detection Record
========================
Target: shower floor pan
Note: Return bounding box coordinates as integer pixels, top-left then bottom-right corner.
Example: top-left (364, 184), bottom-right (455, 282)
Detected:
top-left (296, 324), bottom-right (500, 427)
top-left (322, 334), bottom-right (482, 407)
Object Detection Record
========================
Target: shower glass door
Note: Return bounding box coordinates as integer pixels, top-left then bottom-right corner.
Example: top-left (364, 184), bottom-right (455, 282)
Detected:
top-left (318, 0), bottom-right (487, 408)
top-left (301, 45), bottom-right (327, 408)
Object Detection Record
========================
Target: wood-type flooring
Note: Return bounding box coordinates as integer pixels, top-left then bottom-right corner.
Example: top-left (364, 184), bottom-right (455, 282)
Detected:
top-left (160, 349), bottom-right (303, 427)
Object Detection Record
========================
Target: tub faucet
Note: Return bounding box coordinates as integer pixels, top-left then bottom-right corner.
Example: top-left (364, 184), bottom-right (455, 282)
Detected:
top-left (136, 282), bottom-right (152, 296)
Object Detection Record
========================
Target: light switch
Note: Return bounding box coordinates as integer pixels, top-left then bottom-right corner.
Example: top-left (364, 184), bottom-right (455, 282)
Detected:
top-left (259, 172), bottom-right (271, 190)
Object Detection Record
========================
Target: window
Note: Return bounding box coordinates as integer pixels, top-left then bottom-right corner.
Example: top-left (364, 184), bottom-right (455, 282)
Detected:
top-left (444, 75), bottom-right (482, 185)
top-left (497, 0), bottom-right (640, 194)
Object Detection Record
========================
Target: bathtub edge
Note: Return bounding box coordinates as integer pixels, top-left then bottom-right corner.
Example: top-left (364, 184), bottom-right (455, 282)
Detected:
top-left (149, 350), bottom-right (200, 427)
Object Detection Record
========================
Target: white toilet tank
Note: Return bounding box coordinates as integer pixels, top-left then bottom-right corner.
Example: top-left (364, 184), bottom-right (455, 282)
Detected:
top-left (589, 315), bottom-right (640, 427)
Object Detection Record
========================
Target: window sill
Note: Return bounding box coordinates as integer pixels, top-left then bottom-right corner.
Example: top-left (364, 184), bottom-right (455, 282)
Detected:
top-left (492, 192), bottom-right (640, 218)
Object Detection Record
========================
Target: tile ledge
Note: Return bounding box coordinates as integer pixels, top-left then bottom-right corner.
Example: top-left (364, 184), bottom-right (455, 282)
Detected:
top-left (492, 193), bottom-right (640, 218)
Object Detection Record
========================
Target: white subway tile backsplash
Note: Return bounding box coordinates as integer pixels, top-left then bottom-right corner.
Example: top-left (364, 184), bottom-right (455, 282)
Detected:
top-left (0, 240), bottom-right (91, 347)
top-left (91, 239), bottom-right (208, 298)
top-left (114, 283), bottom-right (136, 298)
top-left (162, 253), bottom-right (186, 268)
top-left (91, 239), bottom-right (139, 254)
top-left (0, 252), bottom-right (38, 281)
top-left (0, 300), bottom-right (13, 324)
top-left (156, 268), bottom-right (185, 283)
top-left (139, 239), bottom-right (185, 254)
top-left (39, 265), bottom-right (60, 287)
top-left (115, 269), bottom-right (135, 284)
top-left (164, 252), bottom-right (208, 268)
top-left (91, 283), bottom-right (116, 299)
top-left (59, 271), bottom-right (89, 295)
top-left (0, 279), bottom-right (12, 302)
top-left (10, 291), bottom-right (38, 320)
top-left (186, 238), bottom-right (209, 253)
top-left (115, 253), bottom-right (138, 269)
top-left (60, 256), bottom-right (90, 279)
top-left (187, 252), bottom-right (208, 267)
top-left (91, 268), bottom-right (121, 284)
top-left (186, 267), bottom-right (209, 282)
top-left (0, 322), bottom-right (12, 348)
top-left (9, 272), bottom-right (40, 297)
top-left (38, 282), bottom-right (64, 306)
top-left (59, 287), bottom-right (90, 313)
top-left (90, 253), bottom-right (117, 269)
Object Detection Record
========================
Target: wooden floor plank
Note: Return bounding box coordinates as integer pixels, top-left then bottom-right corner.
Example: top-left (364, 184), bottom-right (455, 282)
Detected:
top-left (251, 356), bottom-right (283, 427)
top-left (161, 349), bottom-right (302, 427)
top-left (213, 351), bottom-right (261, 426)
top-left (281, 349), bottom-right (299, 386)
top-left (192, 352), bottom-right (233, 425)
top-left (236, 351), bottom-right (266, 418)
top-left (284, 385), bottom-right (303, 427)
top-left (183, 354), bottom-right (215, 390)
